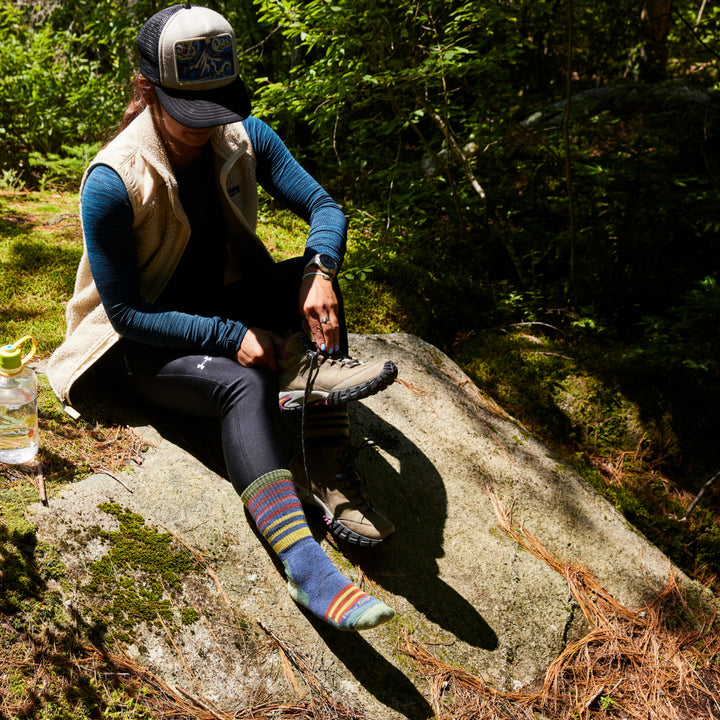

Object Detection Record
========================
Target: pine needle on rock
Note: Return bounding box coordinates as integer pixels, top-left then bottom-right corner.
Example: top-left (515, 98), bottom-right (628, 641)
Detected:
top-left (397, 488), bottom-right (720, 720)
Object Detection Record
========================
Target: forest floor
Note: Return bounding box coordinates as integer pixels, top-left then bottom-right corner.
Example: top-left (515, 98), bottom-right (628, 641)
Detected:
top-left (1, 188), bottom-right (719, 719)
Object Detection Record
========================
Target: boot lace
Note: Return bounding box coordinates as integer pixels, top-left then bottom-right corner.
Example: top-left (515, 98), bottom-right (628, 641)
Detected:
top-left (297, 340), bottom-right (367, 498)
top-left (299, 335), bottom-right (362, 370)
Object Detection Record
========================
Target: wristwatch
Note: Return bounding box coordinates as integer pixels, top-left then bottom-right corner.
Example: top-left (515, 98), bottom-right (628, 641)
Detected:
top-left (304, 253), bottom-right (338, 280)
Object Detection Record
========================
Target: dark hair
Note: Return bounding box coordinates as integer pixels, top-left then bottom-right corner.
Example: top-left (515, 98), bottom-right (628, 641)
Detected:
top-left (119, 74), bottom-right (152, 132)
top-left (100, 73), bottom-right (159, 149)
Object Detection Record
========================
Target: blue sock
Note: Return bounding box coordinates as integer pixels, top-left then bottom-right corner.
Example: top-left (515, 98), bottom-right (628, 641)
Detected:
top-left (241, 470), bottom-right (394, 631)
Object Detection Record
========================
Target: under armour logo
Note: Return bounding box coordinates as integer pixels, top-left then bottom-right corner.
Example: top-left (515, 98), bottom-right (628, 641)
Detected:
top-left (197, 356), bottom-right (213, 370)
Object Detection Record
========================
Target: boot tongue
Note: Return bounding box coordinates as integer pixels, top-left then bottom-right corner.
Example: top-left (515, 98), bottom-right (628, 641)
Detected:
top-left (276, 332), bottom-right (305, 359)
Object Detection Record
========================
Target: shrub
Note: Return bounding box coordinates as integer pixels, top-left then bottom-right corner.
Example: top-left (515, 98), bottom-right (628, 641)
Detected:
top-left (0, 4), bottom-right (125, 186)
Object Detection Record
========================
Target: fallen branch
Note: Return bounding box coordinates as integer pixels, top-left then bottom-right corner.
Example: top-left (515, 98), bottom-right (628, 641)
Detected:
top-left (35, 459), bottom-right (47, 506)
top-left (98, 467), bottom-right (134, 493)
top-left (681, 469), bottom-right (720, 522)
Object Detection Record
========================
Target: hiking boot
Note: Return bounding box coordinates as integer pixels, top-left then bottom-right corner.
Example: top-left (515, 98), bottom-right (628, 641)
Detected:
top-left (289, 438), bottom-right (395, 548)
top-left (277, 333), bottom-right (398, 411)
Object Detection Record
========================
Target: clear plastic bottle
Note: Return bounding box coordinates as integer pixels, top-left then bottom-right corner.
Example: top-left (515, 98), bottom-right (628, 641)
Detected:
top-left (0, 336), bottom-right (39, 464)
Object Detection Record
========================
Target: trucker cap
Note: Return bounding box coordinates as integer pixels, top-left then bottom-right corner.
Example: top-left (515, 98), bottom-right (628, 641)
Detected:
top-left (136, 3), bottom-right (251, 127)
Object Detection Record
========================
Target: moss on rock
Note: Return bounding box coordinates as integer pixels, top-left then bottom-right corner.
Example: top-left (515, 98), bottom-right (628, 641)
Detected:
top-left (83, 502), bottom-right (201, 642)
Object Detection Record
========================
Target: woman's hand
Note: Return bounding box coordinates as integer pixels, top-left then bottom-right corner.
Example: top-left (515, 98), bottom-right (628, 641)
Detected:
top-left (236, 327), bottom-right (285, 371)
top-left (300, 273), bottom-right (339, 353)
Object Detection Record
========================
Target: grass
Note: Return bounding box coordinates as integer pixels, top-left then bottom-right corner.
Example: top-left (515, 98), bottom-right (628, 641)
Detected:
top-left (1, 188), bottom-right (719, 718)
top-left (0, 190), bottom-right (82, 355)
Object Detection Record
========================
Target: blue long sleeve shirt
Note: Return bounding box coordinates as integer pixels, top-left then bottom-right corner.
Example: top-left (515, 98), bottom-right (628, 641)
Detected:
top-left (81, 115), bottom-right (347, 356)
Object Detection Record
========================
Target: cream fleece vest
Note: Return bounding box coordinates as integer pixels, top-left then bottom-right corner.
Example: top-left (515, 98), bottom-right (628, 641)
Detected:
top-left (47, 107), bottom-right (272, 406)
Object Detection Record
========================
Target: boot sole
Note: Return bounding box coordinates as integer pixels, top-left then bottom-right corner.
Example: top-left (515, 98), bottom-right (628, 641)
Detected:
top-left (324, 515), bottom-right (389, 548)
top-left (279, 361), bottom-right (398, 411)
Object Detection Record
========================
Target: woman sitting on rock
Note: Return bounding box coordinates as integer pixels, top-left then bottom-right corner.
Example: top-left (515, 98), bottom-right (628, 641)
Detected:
top-left (48, 3), bottom-right (397, 631)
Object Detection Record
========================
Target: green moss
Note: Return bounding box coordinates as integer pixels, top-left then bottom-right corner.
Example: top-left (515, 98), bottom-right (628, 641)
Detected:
top-left (83, 502), bottom-right (201, 642)
top-left (342, 274), bottom-right (407, 335)
top-left (457, 329), bottom-right (577, 444)
top-left (553, 373), bottom-right (644, 455)
top-left (0, 488), bottom-right (46, 617)
top-left (180, 607), bottom-right (199, 625)
top-left (0, 484), bottom-right (38, 533)
top-left (37, 541), bottom-right (67, 582)
top-left (696, 526), bottom-right (720, 575)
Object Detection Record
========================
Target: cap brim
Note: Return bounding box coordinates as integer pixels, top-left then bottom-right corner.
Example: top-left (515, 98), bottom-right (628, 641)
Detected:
top-left (155, 76), bottom-right (251, 128)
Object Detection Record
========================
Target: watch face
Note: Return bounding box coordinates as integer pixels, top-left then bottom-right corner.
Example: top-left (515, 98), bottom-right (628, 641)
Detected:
top-left (319, 254), bottom-right (337, 270)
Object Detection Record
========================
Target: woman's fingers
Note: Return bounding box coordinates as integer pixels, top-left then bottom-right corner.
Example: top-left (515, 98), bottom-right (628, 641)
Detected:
top-left (300, 274), bottom-right (340, 353)
top-left (237, 328), bottom-right (284, 371)
top-left (312, 312), bottom-right (338, 353)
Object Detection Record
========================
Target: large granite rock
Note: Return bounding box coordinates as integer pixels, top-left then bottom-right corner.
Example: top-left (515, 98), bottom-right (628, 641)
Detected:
top-left (30, 334), bottom-right (676, 719)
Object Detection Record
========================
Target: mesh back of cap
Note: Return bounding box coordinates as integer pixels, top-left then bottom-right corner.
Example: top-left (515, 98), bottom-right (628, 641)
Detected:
top-left (136, 4), bottom-right (185, 84)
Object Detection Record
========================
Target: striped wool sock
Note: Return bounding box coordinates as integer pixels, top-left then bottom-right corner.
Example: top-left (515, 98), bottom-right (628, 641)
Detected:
top-left (241, 470), bottom-right (394, 631)
top-left (303, 403), bottom-right (350, 442)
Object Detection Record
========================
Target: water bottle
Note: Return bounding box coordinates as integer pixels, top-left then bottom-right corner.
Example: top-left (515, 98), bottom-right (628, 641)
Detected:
top-left (0, 336), bottom-right (39, 464)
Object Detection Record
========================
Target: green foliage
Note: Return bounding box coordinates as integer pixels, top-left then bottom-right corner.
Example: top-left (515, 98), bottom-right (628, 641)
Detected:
top-left (29, 144), bottom-right (102, 191)
top-left (696, 525), bottom-right (720, 577)
top-left (0, 3), bottom-right (126, 184)
top-left (254, 0), bottom-right (492, 217)
top-left (640, 276), bottom-right (720, 372)
top-left (0, 0), bottom-right (272, 187)
top-left (244, 0), bottom-right (720, 377)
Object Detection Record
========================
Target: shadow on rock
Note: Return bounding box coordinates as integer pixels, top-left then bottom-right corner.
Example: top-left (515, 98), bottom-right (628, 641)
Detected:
top-left (305, 609), bottom-right (435, 720)
top-left (344, 404), bottom-right (498, 651)
top-left (72, 379), bottom-right (497, 713)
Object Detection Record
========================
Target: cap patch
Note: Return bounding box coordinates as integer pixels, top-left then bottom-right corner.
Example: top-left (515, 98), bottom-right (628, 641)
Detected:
top-left (136, 4), bottom-right (251, 126)
top-left (174, 33), bottom-right (235, 85)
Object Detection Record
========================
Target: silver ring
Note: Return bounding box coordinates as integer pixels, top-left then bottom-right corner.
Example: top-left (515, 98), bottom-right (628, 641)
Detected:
top-left (320, 316), bottom-right (329, 324)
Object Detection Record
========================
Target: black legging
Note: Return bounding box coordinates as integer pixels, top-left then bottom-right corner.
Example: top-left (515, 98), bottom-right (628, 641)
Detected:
top-left (95, 257), bottom-right (347, 493)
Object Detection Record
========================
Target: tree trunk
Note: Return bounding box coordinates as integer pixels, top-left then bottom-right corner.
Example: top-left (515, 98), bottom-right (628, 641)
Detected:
top-left (639, 0), bottom-right (673, 82)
